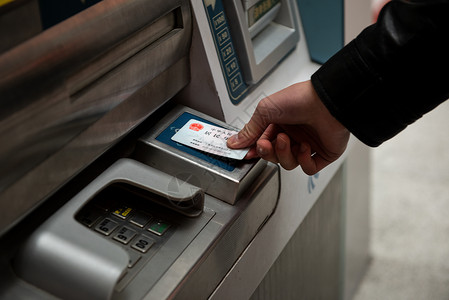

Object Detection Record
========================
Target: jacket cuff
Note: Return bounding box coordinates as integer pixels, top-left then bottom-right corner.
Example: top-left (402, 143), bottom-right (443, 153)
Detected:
top-left (311, 40), bottom-right (397, 147)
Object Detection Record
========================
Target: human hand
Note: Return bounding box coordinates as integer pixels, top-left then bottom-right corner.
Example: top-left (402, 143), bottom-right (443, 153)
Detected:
top-left (226, 80), bottom-right (350, 175)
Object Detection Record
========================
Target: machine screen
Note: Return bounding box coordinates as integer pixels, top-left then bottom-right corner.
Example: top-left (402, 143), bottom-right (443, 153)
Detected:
top-left (247, 0), bottom-right (280, 27)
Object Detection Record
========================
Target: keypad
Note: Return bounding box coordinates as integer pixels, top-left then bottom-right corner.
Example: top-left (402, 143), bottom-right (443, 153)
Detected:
top-left (78, 204), bottom-right (172, 252)
top-left (75, 185), bottom-right (175, 290)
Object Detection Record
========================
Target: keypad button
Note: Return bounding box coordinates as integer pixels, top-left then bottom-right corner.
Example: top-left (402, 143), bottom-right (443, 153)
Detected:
top-left (129, 211), bottom-right (152, 228)
top-left (95, 218), bottom-right (118, 236)
top-left (113, 226), bottom-right (137, 245)
top-left (131, 235), bottom-right (154, 253)
top-left (112, 205), bottom-right (133, 220)
top-left (147, 219), bottom-right (171, 236)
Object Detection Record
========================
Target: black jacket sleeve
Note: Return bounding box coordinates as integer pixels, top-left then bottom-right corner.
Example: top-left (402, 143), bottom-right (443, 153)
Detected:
top-left (311, 0), bottom-right (449, 147)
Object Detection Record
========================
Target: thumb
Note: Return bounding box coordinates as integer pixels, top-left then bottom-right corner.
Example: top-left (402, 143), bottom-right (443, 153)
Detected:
top-left (227, 108), bottom-right (272, 149)
top-left (227, 122), bottom-right (261, 149)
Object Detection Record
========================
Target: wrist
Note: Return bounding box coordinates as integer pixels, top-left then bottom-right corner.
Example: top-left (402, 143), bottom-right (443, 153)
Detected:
top-left (307, 80), bottom-right (349, 136)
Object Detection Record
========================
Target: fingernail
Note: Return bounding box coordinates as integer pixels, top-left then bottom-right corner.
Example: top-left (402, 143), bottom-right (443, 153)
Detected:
top-left (227, 134), bottom-right (238, 146)
top-left (257, 146), bottom-right (266, 156)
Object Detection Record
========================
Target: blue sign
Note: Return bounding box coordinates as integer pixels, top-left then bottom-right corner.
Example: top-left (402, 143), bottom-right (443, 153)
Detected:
top-left (203, 0), bottom-right (249, 104)
top-left (307, 172), bottom-right (320, 194)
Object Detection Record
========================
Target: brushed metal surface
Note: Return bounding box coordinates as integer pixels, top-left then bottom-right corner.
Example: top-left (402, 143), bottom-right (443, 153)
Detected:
top-left (144, 163), bottom-right (280, 300)
top-left (0, 0), bottom-right (192, 235)
top-left (343, 141), bottom-right (371, 300)
top-left (13, 159), bottom-right (206, 300)
top-left (0, 0), bottom-right (42, 53)
top-left (250, 167), bottom-right (343, 300)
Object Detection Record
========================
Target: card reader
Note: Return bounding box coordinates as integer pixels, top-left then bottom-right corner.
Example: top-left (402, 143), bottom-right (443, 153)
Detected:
top-left (134, 105), bottom-right (266, 205)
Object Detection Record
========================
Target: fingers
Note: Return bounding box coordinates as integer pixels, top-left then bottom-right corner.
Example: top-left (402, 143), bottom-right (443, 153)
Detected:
top-left (256, 133), bottom-right (300, 171)
top-left (256, 138), bottom-right (277, 162)
top-left (227, 99), bottom-right (275, 149)
top-left (274, 133), bottom-right (299, 170)
top-left (243, 147), bottom-right (259, 159)
top-left (226, 124), bottom-right (258, 149)
top-left (257, 136), bottom-right (332, 175)
top-left (252, 124), bottom-right (281, 162)
top-left (295, 143), bottom-right (331, 175)
top-left (240, 124), bottom-right (280, 159)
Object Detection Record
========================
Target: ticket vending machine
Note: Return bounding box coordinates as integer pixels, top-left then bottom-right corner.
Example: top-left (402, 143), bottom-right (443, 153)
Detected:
top-left (0, 0), bottom-right (371, 299)
top-left (183, 1), bottom-right (371, 299)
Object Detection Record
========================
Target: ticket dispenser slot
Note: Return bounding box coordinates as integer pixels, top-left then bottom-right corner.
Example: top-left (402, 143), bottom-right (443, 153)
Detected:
top-left (224, 0), bottom-right (300, 84)
top-left (134, 105), bottom-right (266, 205)
top-left (13, 159), bottom-right (213, 300)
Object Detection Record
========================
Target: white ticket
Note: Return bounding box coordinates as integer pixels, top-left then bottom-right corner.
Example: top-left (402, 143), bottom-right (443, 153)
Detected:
top-left (171, 119), bottom-right (249, 160)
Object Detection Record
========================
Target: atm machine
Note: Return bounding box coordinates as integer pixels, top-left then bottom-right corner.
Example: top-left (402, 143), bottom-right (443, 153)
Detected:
top-left (0, 0), bottom-right (371, 299)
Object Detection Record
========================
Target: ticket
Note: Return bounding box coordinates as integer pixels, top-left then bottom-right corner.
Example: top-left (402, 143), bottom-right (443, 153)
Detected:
top-left (171, 119), bottom-right (249, 160)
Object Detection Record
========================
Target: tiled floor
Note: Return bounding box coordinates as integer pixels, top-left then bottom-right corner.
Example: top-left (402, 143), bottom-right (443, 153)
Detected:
top-left (353, 100), bottom-right (449, 299)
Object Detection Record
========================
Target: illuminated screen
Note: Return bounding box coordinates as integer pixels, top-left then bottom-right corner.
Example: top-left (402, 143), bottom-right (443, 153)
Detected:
top-left (247, 0), bottom-right (280, 27)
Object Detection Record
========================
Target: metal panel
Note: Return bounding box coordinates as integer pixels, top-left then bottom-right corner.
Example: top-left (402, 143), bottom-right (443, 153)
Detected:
top-left (0, 0), bottom-right (42, 53)
top-left (12, 159), bottom-right (211, 300)
top-left (135, 105), bottom-right (266, 205)
top-left (343, 140), bottom-right (371, 300)
top-left (152, 163), bottom-right (280, 300)
top-left (250, 167), bottom-right (343, 300)
top-left (0, 0), bottom-right (192, 235)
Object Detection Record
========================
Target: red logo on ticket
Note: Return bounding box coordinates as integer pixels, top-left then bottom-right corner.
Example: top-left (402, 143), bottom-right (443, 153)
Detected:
top-left (189, 123), bottom-right (204, 131)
